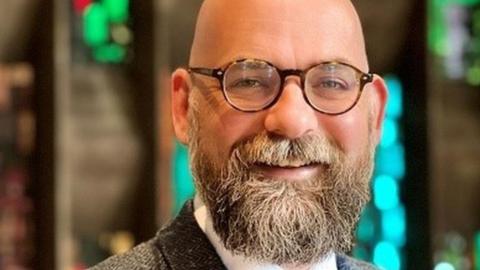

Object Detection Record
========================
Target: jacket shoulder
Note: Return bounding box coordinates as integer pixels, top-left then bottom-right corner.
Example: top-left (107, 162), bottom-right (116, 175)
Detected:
top-left (88, 237), bottom-right (168, 270)
top-left (88, 200), bottom-right (225, 270)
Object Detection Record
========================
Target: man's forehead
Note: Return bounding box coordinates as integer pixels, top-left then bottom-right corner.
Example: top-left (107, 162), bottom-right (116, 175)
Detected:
top-left (190, 0), bottom-right (367, 70)
top-left (198, 0), bottom-right (356, 18)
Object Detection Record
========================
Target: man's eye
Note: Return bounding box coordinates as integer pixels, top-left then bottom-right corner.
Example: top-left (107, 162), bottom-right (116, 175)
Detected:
top-left (231, 78), bottom-right (264, 88)
top-left (318, 79), bottom-right (349, 90)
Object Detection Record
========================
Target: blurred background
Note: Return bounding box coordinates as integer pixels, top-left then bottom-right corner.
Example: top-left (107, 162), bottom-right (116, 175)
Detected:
top-left (0, 0), bottom-right (478, 269)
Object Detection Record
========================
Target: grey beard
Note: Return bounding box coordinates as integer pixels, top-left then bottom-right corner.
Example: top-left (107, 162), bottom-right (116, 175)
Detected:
top-left (188, 114), bottom-right (374, 265)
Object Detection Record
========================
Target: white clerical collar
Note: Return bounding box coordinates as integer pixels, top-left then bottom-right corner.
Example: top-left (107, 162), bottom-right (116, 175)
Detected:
top-left (193, 195), bottom-right (338, 270)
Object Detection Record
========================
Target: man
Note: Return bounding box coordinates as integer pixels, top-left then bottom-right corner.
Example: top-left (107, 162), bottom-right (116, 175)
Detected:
top-left (91, 0), bottom-right (387, 269)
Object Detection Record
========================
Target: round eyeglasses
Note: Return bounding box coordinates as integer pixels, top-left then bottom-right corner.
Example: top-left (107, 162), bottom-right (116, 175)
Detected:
top-left (189, 58), bottom-right (373, 115)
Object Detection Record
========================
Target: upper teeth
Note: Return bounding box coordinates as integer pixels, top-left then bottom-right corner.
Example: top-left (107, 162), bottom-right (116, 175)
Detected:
top-left (273, 160), bottom-right (308, 168)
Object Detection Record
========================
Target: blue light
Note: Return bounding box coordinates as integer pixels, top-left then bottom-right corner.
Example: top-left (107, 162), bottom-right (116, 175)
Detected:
top-left (375, 143), bottom-right (406, 179)
top-left (373, 242), bottom-right (402, 270)
top-left (381, 206), bottom-right (407, 247)
top-left (385, 75), bottom-right (403, 119)
top-left (380, 119), bottom-right (399, 148)
top-left (434, 262), bottom-right (455, 270)
top-left (374, 175), bottom-right (400, 210)
top-left (353, 245), bottom-right (370, 262)
top-left (357, 207), bottom-right (376, 242)
top-left (349, 74), bottom-right (407, 267)
top-left (172, 141), bottom-right (195, 214)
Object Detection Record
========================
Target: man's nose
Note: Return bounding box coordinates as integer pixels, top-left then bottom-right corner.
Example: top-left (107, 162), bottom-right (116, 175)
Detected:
top-left (264, 80), bottom-right (318, 139)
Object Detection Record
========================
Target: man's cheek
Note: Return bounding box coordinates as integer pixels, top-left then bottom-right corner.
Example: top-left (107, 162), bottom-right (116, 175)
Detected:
top-left (321, 115), bottom-right (369, 156)
top-left (217, 116), bottom-right (263, 154)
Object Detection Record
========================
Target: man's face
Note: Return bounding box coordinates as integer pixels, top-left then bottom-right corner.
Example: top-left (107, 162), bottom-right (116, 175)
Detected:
top-left (171, 0), bottom-right (387, 266)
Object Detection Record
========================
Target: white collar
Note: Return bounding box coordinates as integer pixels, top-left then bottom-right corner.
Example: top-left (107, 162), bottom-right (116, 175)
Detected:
top-left (193, 195), bottom-right (338, 270)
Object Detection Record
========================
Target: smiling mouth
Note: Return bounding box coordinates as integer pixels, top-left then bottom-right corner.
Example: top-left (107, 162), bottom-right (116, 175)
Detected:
top-left (253, 161), bottom-right (325, 180)
top-left (254, 159), bottom-right (323, 167)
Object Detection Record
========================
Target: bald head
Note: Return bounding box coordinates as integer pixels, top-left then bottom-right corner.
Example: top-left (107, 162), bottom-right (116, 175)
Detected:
top-left (190, 0), bottom-right (369, 71)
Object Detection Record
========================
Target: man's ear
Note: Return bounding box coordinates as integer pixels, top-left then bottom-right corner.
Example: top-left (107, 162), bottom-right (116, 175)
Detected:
top-left (369, 74), bottom-right (388, 146)
top-left (171, 68), bottom-right (192, 145)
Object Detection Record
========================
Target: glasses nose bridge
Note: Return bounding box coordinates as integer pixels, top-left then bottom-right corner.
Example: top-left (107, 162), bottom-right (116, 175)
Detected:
top-left (278, 69), bottom-right (305, 88)
top-left (272, 68), bottom-right (312, 111)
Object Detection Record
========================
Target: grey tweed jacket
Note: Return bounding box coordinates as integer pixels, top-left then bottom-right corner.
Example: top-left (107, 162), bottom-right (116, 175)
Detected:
top-left (90, 200), bottom-right (378, 270)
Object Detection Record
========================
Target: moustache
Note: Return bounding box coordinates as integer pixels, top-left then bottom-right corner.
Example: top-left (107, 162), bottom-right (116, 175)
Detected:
top-left (230, 132), bottom-right (343, 169)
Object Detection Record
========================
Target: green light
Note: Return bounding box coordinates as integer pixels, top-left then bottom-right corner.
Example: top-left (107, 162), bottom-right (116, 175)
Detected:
top-left (103, 0), bottom-right (129, 23)
top-left (428, 0), bottom-right (448, 55)
top-left (428, 0), bottom-right (480, 55)
top-left (471, 39), bottom-right (480, 55)
top-left (475, 232), bottom-right (480, 270)
top-left (93, 43), bottom-right (127, 63)
top-left (466, 64), bottom-right (480, 86)
top-left (83, 3), bottom-right (109, 47)
top-left (451, 0), bottom-right (480, 5)
top-left (473, 10), bottom-right (480, 35)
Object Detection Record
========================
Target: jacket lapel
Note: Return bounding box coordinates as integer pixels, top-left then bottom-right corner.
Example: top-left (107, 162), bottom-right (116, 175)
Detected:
top-left (154, 200), bottom-right (227, 270)
top-left (336, 254), bottom-right (350, 270)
